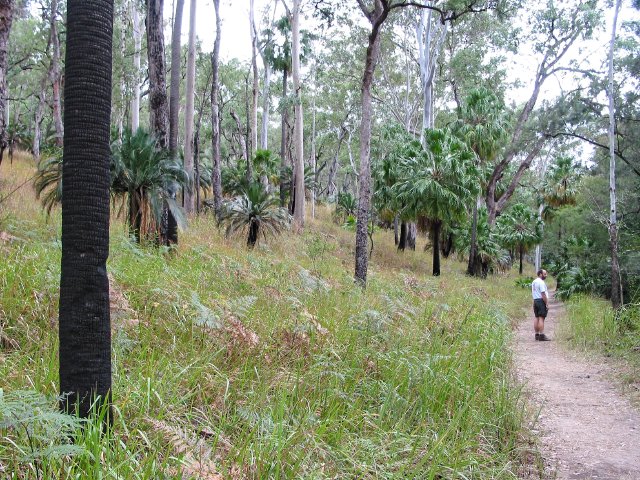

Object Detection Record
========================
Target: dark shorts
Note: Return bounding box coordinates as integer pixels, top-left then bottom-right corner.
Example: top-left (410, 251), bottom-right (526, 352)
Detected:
top-left (533, 299), bottom-right (547, 318)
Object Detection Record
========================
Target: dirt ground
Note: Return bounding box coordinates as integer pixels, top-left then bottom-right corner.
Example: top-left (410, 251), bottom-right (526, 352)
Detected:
top-left (514, 294), bottom-right (640, 479)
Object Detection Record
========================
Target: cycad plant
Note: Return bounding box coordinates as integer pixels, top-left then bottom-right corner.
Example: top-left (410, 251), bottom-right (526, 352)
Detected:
top-left (496, 203), bottom-right (543, 275)
top-left (334, 191), bottom-right (357, 224)
top-left (111, 128), bottom-right (189, 243)
top-left (33, 147), bottom-right (63, 216)
top-left (219, 182), bottom-right (292, 248)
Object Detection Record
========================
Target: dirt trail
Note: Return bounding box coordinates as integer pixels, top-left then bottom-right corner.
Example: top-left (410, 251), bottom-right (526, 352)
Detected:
top-left (514, 295), bottom-right (640, 479)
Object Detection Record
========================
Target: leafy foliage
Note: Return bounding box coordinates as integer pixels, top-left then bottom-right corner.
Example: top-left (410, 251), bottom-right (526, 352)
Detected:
top-left (218, 183), bottom-right (292, 248)
top-left (33, 147), bottom-right (63, 216)
top-left (111, 128), bottom-right (190, 241)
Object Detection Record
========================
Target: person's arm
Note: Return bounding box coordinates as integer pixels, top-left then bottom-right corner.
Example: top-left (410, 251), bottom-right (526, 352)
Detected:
top-left (541, 290), bottom-right (548, 307)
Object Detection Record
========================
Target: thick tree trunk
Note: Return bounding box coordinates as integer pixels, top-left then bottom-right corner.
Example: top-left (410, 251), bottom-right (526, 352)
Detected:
top-left (354, 2), bottom-right (389, 286)
top-left (398, 221), bottom-right (407, 251)
top-left (432, 220), bottom-right (441, 276)
top-left (247, 221), bottom-right (258, 248)
top-left (146, 0), bottom-right (169, 149)
top-left (291, 0), bottom-right (305, 230)
top-left (60, 0), bottom-right (113, 419)
top-left (0, 0), bottom-right (13, 166)
top-left (131, 1), bottom-right (142, 130)
top-left (608, 0), bottom-right (623, 309)
top-left (183, 0), bottom-right (196, 214)
top-left (279, 69), bottom-right (289, 207)
top-left (407, 222), bottom-right (416, 250)
top-left (168, 0), bottom-right (184, 156)
top-left (210, 0), bottom-right (222, 218)
top-left (146, 0), bottom-right (175, 244)
top-left (50, 0), bottom-right (64, 148)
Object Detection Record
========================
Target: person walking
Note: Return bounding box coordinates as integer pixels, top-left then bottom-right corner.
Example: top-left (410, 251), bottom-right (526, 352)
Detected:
top-left (532, 269), bottom-right (551, 341)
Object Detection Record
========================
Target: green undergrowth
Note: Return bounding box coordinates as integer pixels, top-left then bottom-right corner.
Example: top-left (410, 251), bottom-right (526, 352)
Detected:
top-left (1, 157), bottom-right (534, 478)
top-left (559, 295), bottom-right (640, 402)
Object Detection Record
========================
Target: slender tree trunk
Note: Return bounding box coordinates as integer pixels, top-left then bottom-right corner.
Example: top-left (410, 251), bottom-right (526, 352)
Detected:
top-left (168, 0), bottom-right (184, 156)
top-left (50, 0), bottom-right (64, 148)
top-left (210, 0), bottom-right (222, 218)
top-left (261, 62), bottom-right (271, 150)
top-left (608, 0), bottom-right (623, 308)
top-left (535, 202), bottom-right (544, 272)
top-left (467, 197), bottom-right (479, 275)
top-left (33, 72), bottom-right (49, 160)
top-left (432, 220), bottom-right (441, 276)
top-left (183, 0), bottom-right (196, 214)
top-left (354, 2), bottom-right (389, 286)
top-left (0, 0), bottom-right (14, 166)
top-left (310, 68), bottom-right (316, 218)
top-left (393, 215), bottom-right (399, 245)
top-left (131, 1), bottom-right (142, 130)
top-left (279, 69), bottom-right (289, 207)
top-left (117, 18), bottom-right (126, 141)
top-left (291, 0), bottom-right (305, 230)
top-left (519, 244), bottom-right (524, 275)
top-left (60, 0), bottom-right (113, 419)
top-left (249, 0), bottom-right (258, 161)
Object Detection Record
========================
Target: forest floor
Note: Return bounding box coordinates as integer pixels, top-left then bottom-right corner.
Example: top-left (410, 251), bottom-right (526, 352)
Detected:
top-left (514, 295), bottom-right (640, 479)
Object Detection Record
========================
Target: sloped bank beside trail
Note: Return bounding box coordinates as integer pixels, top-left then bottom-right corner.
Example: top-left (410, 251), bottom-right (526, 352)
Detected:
top-left (513, 295), bottom-right (640, 479)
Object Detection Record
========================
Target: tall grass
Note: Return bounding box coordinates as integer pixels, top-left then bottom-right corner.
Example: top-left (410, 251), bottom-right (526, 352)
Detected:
top-left (1, 154), bottom-right (535, 478)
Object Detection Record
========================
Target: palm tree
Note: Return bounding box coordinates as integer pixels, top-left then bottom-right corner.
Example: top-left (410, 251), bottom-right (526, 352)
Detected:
top-left (59, 0), bottom-right (113, 419)
top-left (497, 203), bottom-right (543, 275)
top-left (219, 183), bottom-right (292, 248)
top-left (455, 88), bottom-right (509, 277)
top-left (111, 128), bottom-right (189, 243)
top-left (395, 128), bottom-right (478, 276)
top-left (543, 155), bottom-right (581, 208)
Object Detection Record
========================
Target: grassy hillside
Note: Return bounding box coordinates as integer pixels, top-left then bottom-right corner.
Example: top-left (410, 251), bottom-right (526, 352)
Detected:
top-left (1, 153), bottom-right (535, 479)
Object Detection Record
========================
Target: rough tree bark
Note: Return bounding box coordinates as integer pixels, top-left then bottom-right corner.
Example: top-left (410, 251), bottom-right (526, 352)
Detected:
top-left (354, 0), bottom-right (390, 286)
top-left (59, 0), bottom-right (113, 419)
top-left (0, 0), bottom-right (13, 166)
top-left (146, 0), bottom-right (169, 149)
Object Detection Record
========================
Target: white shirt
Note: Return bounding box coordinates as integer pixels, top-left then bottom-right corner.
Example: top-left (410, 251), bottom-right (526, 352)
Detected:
top-left (532, 277), bottom-right (547, 300)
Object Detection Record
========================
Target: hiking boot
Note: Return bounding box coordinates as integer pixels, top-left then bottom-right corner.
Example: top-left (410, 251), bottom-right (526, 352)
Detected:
top-left (535, 333), bottom-right (540, 341)
top-left (536, 333), bottom-right (551, 341)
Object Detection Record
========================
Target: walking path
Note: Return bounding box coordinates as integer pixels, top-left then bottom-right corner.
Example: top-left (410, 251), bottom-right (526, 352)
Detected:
top-left (514, 295), bottom-right (640, 479)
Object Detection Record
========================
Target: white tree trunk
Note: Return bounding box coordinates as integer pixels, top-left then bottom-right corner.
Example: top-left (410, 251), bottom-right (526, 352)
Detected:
top-left (608, 0), bottom-right (623, 308)
top-left (291, 0), bottom-right (305, 230)
top-left (183, 0), bottom-right (197, 214)
top-left (250, 0), bottom-right (259, 160)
